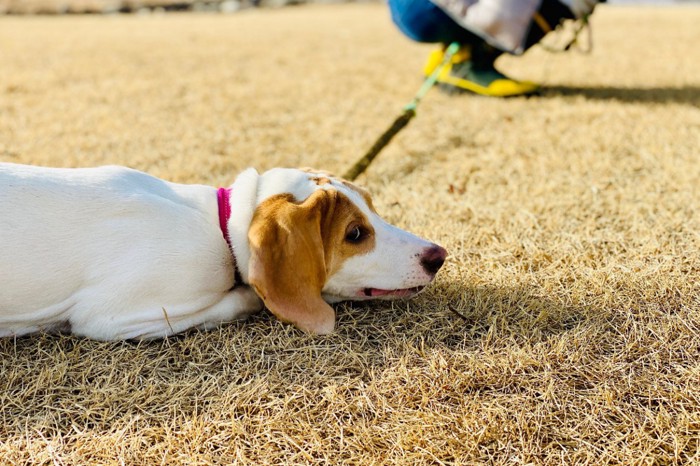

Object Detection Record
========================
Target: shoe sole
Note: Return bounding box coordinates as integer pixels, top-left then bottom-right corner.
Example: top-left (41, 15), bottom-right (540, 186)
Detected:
top-left (436, 74), bottom-right (540, 97)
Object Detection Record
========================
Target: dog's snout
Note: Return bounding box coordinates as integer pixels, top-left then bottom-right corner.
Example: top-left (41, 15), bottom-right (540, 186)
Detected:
top-left (420, 245), bottom-right (447, 275)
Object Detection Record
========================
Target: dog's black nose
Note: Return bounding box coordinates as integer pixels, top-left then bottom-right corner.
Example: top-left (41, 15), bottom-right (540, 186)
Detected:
top-left (420, 245), bottom-right (447, 275)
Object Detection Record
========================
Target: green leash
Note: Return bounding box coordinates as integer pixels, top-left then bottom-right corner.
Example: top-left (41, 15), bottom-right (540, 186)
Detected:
top-left (342, 42), bottom-right (460, 181)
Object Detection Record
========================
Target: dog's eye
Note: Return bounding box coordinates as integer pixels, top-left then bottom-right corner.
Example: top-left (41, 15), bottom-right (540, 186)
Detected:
top-left (345, 225), bottom-right (365, 244)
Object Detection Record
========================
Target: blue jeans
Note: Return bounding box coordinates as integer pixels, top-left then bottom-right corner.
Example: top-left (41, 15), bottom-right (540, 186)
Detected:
top-left (387, 0), bottom-right (479, 44)
top-left (389, 0), bottom-right (577, 52)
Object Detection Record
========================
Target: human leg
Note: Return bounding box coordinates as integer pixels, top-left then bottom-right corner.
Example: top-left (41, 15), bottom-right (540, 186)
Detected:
top-left (411, 0), bottom-right (587, 96)
top-left (387, 0), bottom-right (482, 44)
top-left (389, 0), bottom-right (540, 96)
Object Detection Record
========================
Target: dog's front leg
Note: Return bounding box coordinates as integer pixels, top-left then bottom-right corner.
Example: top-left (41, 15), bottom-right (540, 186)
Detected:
top-left (118, 287), bottom-right (264, 339)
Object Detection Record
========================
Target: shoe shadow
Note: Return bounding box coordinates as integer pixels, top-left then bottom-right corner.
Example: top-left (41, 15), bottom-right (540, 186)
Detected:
top-left (540, 84), bottom-right (700, 106)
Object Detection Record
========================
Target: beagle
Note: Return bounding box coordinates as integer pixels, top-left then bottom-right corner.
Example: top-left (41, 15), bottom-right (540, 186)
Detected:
top-left (0, 163), bottom-right (447, 340)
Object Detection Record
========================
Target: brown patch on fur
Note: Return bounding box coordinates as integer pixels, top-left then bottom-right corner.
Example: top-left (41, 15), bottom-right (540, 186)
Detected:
top-left (247, 189), bottom-right (375, 334)
top-left (340, 180), bottom-right (377, 213)
top-left (300, 167), bottom-right (335, 177)
top-left (300, 168), bottom-right (377, 212)
top-left (301, 168), bottom-right (334, 186)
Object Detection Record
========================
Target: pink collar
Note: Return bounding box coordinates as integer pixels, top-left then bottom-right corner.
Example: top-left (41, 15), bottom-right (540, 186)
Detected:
top-left (217, 187), bottom-right (242, 285)
top-left (217, 187), bottom-right (233, 249)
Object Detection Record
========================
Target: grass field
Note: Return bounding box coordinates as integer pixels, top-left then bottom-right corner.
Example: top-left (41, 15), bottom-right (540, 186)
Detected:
top-left (1, 4), bottom-right (700, 464)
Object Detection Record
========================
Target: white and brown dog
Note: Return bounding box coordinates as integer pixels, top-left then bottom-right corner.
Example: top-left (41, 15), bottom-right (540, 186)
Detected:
top-left (0, 163), bottom-right (447, 340)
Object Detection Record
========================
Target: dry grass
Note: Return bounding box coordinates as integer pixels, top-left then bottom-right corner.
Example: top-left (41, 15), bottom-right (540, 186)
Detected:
top-left (0, 0), bottom-right (250, 15)
top-left (1, 4), bottom-right (700, 464)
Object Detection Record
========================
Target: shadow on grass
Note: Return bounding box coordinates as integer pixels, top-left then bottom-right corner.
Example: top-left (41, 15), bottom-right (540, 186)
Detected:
top-left (540, 84), bottom-right (700, 106)
top-left (335, 282), bottom-right (588, 352)
top-left (0, 283), bottom-right (592, 434)
top-left (0, 283), bottom-right (588, 369)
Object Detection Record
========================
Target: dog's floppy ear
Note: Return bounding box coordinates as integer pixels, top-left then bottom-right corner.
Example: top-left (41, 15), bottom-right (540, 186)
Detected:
top-left (247, 190), bottom-right (336, 334)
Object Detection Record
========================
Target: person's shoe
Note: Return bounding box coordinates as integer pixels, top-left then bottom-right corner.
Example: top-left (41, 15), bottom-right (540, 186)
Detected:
top-left (424, 47), bottom-right (539, 97)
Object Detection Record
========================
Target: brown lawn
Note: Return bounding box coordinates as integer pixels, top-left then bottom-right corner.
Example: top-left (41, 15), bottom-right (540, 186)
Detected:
top-left (1, 4), bottom-right (699, 464)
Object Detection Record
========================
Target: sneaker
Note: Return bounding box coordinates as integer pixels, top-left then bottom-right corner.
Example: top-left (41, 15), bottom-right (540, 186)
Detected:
top-left (424, 47), bottom-right (539, 97)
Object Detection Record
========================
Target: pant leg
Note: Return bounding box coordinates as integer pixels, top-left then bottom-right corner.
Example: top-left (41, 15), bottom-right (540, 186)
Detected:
top-left (387, 0), bottom-right (481, 45)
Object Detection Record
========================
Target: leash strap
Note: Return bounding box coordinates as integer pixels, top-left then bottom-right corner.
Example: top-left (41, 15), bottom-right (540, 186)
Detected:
top-left (405, 41), bottom-right (461, 113)
top-left (342, 42), bottom-right (461, 181)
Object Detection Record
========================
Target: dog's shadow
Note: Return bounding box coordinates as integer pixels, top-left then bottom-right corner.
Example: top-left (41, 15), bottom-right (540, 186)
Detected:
top-left (336, 282), bottom-right (585, 352)
top-left (1, 282), bottom-right (587, 368)
top-left (0, 282), bottom-right (588, 432)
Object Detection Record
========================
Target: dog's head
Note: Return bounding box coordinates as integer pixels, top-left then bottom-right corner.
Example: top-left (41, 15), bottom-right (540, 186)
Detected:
top-left (233, 168), bottom-right (447, 335)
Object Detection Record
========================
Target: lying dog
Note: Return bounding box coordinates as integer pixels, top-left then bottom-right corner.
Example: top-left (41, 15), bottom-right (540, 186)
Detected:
top-left (0, 163), bottom-right (447, 340)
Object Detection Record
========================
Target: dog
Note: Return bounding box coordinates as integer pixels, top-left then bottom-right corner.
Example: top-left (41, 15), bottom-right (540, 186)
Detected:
top-left (0, 163), bottom-right (447, 340)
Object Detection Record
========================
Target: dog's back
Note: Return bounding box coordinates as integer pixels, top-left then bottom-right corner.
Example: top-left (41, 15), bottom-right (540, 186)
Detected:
top-left (0, 163), bottom-right (233, 338)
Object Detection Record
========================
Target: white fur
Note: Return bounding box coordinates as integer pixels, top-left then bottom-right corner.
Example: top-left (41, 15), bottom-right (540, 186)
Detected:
top-left (0, 163), bottom-right (443, 340)
top-left (316, 177), bottom-right (438, 302)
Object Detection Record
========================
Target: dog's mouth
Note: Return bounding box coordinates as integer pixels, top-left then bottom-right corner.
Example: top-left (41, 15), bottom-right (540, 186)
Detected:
top-left (362, 286), bottom-right (425, 299)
